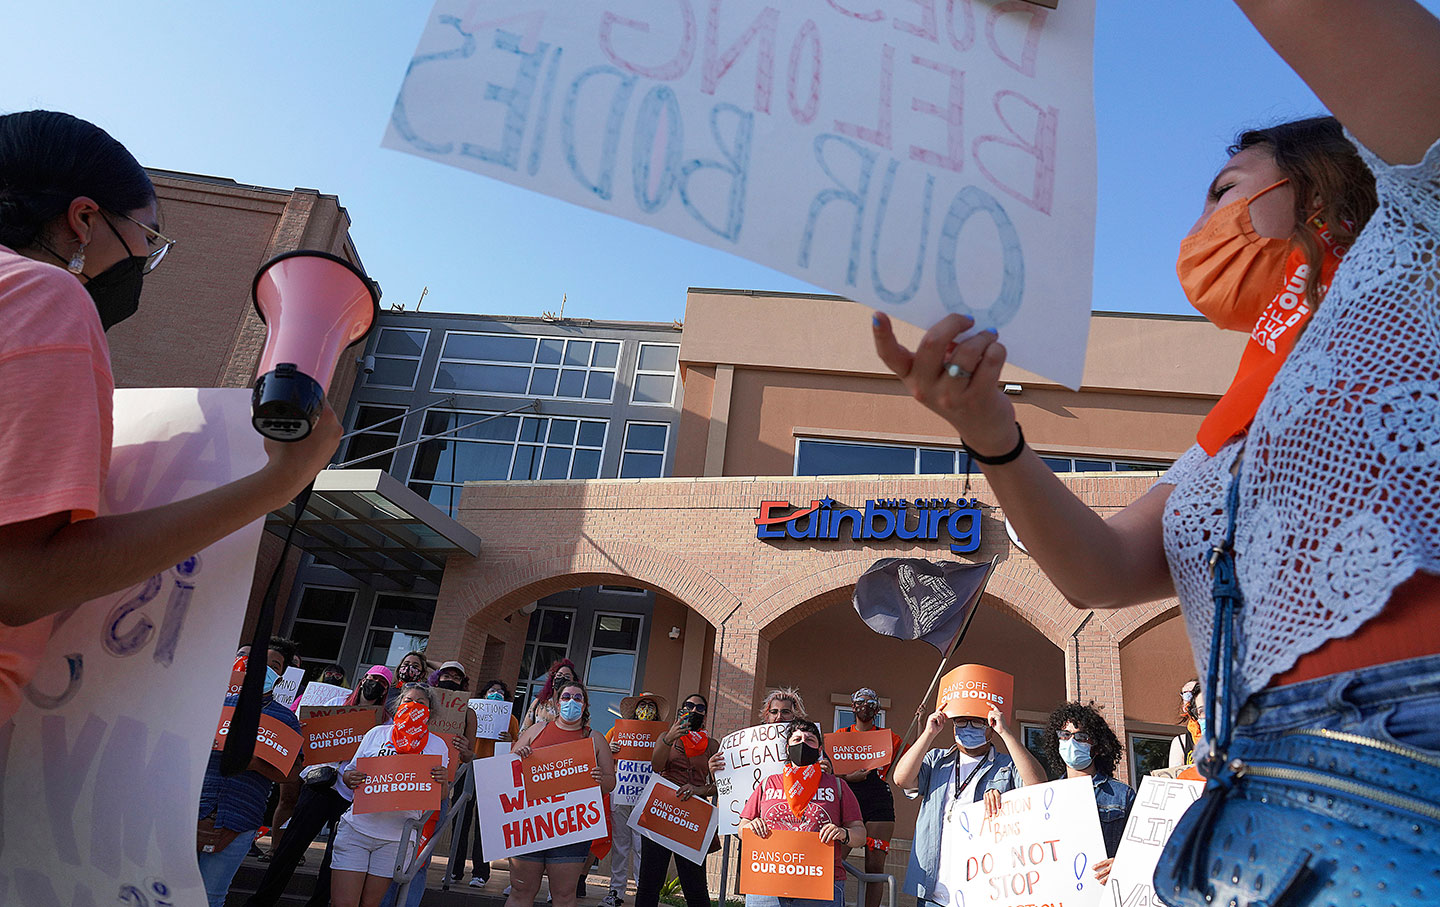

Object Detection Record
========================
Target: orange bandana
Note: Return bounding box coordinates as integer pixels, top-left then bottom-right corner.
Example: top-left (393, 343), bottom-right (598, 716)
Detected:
top-left (233, 655), bottom-right (247, 672)
top-left (782, 764), bottom-right (821, 818)
top-left (391, 701), bottom-right (431, 754)
top-left (1185, 717), bottom-right (1202, 764)
top-left (681, 730), bottom-right (709, 759)
top-left (1196, 222), bottom-right (1347, 455)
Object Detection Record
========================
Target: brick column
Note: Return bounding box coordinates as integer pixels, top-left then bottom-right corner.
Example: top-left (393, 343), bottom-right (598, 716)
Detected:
top-left (709, 619), bottom-right (765, 735)
top-left (1066, 616), bottom-right (1128, 781)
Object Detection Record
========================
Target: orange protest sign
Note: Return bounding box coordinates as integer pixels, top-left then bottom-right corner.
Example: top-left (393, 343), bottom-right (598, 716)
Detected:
top-left (353, 754), bottom-right (445, 814)
top-left (521, 737), bottom-right (599, 801)
top-left (936, 664), bottom-right (1014, 721)
top-left (827, 730), bottom-right (894, 774)
top-left (213, 706), bottom-right (303, 781)
top-left (612, 720), bottom-right (670, 761)
top-left (227, 670), bottom-right (246, 697)
top-left (740, 828), bottom-right (834, 900)
top-left (298, 705), bottom-right (379, 763)
top-left (636, 780), bottom-right (714, 854)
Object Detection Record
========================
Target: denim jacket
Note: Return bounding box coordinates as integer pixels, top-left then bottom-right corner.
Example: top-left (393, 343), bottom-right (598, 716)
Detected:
top-left (1092, 773), bottom-right (1135, 858)
top-left (902, 746), bottom-right (1022, 900)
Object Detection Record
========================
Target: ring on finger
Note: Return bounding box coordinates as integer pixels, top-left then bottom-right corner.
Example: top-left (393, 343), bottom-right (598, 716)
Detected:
top-left (946, 362), bottom-right (972, 380)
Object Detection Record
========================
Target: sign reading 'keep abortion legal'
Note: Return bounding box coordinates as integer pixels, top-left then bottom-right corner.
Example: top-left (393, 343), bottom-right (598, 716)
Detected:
top-left (385, 0), bottom-right (1099, 388)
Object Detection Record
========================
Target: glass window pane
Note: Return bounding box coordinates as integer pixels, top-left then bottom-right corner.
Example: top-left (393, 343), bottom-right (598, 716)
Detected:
top-left (592, 342), bottom-right (620, 369)
top-left (454, 441), bottom-right (514, 481)
top-left (363, 630), bottom-right (428, 672)
top-left (345, 433), bottom-right (396, 472)
top-left (584, 371), bottom-right (614, 400)
top-left (558, 370), bottom-right (586, 397)
top-left (371, 595), bottom-right (436, 633)
top-left (586, 652), bottom-right (636, 691)
top-left (457, 414), bottom-right (520, 443)
top-left (624, 423), bottom-right (668, 452)
top-left (528, 367), bottom-right (559, 396)
top-left (292, 621), bottom-right (346, 662)
top-left (548, 419), bottom-right (578, 446)
top-left (1115, 461), bottom-right (1166, 472)
top-left (564, 340), bottom-right (592, 366)
top-left (541, 447), bottom-right (572, 479)
top-left (422, 410), bottom-right (455, 434)
top-left (408, 439), bottom-right (452, 482)
top-left (434, 362), bottom-right (530, 394)
top-left (1040, 456), bottom-right (1072, 473)
top-left (376, 329), bottom-right (427, 357)
top-left (637, 344), bottom-right (679, 373)
top-left (588, 691), bottom-right (625, 738)
top-left (297, 587), bottom-right (357, 624)
top-left (537, 611), bottom-right (573, 645)
top-left (577, 421), bottom-right (606, 447)
top-left (443, 333), bottom-right (537, 363)
top-left (409, 481), bottom-right (456, 513)
top-left (631, 373), bottom-right (674, 404)
top-left (511, 445), bottom-right (541, 479)
top-left (356, 405), bottom-right (405, 432)
top-left (919, 449), bottom-right (956, 474)
top-left (593, 615), bottom-right (641, 650)
top-left (570, 448), bottom-right (601, 479)
top-left (795, 440), bottom-right (916, 477)
top-left (366, 357), bottom-right (420, 388)
top-left (536, 338), bottom-right (564, 364)
top-left (620, 451), bottom-right (664, 478)
top-left (520, 417), bottom-right (545, 442)
top-left (1074, 459), bottom-right (1112, 472)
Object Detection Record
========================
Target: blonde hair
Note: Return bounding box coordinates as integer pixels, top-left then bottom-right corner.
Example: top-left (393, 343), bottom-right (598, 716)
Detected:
top-left (761, 687), bottom-right (806, 719)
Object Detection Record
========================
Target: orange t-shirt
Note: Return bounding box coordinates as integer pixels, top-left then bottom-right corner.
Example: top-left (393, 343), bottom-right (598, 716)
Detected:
top-left (0, 245), bottom-right (113, 723)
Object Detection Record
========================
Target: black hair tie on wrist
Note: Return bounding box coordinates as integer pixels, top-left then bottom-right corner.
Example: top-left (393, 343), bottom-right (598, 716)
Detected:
top-left (961, 422), bottom-right (1026, 466)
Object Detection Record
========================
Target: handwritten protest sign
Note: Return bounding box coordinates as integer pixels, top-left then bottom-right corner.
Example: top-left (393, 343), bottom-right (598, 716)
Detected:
top-left (299, 681), bottom-right (351, 707)
top-left (740, 828), bottom-right (834, 900)
top-left (354, 754), bottom-right (445, 814)
top-left (1106, 776), bottom-right (1203, 907)
top-left (522, 737), bottom-right (599, 800)
top-left (475, 753), bottom-right (609, 858)
top-left (715, 722), bottom-right (788, 834)
top-left (385, 0), bottom-right (1099, 388)
top-left (629, 776), bottom-right (718, 863)
top-left (429, 688), bottom-right (471, 737)
top-left (827, 729), bottom-right (894, 775)
top-left (470, 697), bottom-right (515, 739)
top-left (934, 775), bottom-right (1107, 907)
top-left (613, 757), bottom-right (654, 808)
top-left (272, 666), bottom-right (306, 708)
top-left (0, 389), bottom-right (267, 903)
top-left (299, 705), bottom-right (380, 763)
top-left (213, 706), bottom-right (304, 781)
top-left (937, 663), bottom-right (1013, 720)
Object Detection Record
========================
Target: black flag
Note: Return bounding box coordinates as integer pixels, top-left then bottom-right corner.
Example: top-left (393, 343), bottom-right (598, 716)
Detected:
top-left (852, 558), bottom-right (992, 653)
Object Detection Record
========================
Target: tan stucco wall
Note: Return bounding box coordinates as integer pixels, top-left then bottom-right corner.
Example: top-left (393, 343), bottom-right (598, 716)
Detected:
top-left (1120, 612), bottom-right (1199, 726)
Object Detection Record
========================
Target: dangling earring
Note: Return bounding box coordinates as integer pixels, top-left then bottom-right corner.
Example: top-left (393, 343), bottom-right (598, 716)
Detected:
top-left (67, 244), bottom-right (87, 274)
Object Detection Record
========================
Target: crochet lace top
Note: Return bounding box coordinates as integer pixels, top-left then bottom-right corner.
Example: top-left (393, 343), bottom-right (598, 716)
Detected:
top-left (1157, 132), bottom-right (1440, 700)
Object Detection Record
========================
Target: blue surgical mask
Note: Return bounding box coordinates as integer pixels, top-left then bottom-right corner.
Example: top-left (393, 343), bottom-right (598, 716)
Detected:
top-left (954, 724), bottom-right (988, 750)
top-left (1198, 716), bottom-right (1209, 737)
top-left (263, 666), bottom-right (279, 695)
top-left (486, 690), bottom-right (506, 701)
top-left (559, 699), bottom-right (584, 722)
top-left (1059, 738), bottom-right (1093, 769)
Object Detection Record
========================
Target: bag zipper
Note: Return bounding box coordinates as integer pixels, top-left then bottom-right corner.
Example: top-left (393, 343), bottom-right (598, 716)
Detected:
top-left (1283, 726), bottom-right (1440, 770)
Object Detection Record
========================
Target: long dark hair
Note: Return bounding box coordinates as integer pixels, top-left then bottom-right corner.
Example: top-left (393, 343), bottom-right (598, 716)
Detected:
top-left (1230, 116), bottom-right (1377, 309)
top-left (1041, 702), bottom-right (1122, 778)
top-left (0, 110), bottom-right (154, 251)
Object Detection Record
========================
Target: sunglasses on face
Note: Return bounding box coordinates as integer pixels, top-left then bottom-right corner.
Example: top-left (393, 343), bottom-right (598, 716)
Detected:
top-left (559, 692), bottom-right (584, 703)
top-left (1056, 730), bottom-right (1093, 743)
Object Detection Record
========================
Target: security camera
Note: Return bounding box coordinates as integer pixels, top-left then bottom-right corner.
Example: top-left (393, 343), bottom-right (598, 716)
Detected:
top-left (358, 354), bottom-right (376, 375)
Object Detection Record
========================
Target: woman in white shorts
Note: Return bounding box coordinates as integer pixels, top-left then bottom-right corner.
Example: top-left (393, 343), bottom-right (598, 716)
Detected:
top-left (331, 682), bottom-right (450, 907)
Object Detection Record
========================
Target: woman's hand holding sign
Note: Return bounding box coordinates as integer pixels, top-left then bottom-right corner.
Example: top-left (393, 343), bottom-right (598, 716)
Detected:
top-left (343, 768), bottom-right (367, 789)
top-left (744, 815), bottom-right (771, 839)
top-left (818, 823), bottom-right (848, 845)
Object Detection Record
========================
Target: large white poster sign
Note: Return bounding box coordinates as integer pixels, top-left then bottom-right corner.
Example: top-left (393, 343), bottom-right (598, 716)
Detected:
top-left (1105, 776), bottom-right (1203, 907)
top-left (474, 753), bottom-right (609, 858)
top-left (0, 389), bottom-right (267, 905)
top-left (714, 722), bottom-right (786, 834)
top-left (299, 681), bottom-right (352, 707)
top-left (469, 697), bottom-right (515, 739)
top-left (385, 0), bottom-right (1098, 388)
top-left (611, 758), bottom-right (654, 808)
top-left (272, 666), bottom-right (306, 708)
top-left (934, 775), bottom-right (1108, 907)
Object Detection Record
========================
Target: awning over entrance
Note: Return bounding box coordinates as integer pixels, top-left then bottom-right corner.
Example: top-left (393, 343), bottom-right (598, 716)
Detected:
top-left (264, 468), bottom-right (480, 591)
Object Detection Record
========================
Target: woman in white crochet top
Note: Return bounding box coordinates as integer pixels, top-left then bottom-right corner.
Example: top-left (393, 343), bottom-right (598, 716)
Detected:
top-left (873, 2), bottom-right (1440, 905)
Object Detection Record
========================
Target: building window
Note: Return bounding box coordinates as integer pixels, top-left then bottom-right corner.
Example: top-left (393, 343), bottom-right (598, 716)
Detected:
top-left (1128, 732), bottom-right (1175, 787)
top-left (599, 585), bottom-right (648, 596)
top-left (832, 706), bottom-right (887, 732)
top-left (343, 404), bottom-right (406, 472)
top-left (795, 437), bottom-right (1169, 477)
top-left (1040, 456), bottom-right (1170, 473)
top-left (409, 410), bottom-right (608, 514)
top-left (365, 328), bottom-right (428, 390)
top-left (360, 594), bottom-right (435, 669)
top-left (1022, 723), bottom-right (1065, 781)
top-left (631, 343), bottom-right (680, 406)
top-left (291, 586), bottom-right (356, 674)
top-left (518, 606), bottom-right (577, 714)
top-left (433, 331), bottom-right (621, 402)
top-left (585, 612), bottom-right (644, 736)
top-left (619, 422), bottom-right (669, 478)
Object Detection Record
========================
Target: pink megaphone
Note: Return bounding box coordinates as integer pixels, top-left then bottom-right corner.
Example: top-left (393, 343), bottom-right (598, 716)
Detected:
top-left (250, 250), bottom-right (379, 441)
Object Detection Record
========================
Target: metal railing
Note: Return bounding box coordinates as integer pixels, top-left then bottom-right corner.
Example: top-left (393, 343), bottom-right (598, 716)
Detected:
top-left (393, 771), bottom-right (476, 904)
top-left (842, 859), bottom-right (897, 907)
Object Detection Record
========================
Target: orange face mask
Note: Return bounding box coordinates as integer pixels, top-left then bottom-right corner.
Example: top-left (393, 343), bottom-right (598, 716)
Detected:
top-left (1176, 180), bottom-right (1293, 332)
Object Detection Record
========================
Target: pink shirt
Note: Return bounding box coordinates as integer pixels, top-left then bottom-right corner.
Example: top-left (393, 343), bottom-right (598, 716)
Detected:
top-left (740, 772), bottom-right (863, 874)
top-left (0, 245), bottom-right (113, 723)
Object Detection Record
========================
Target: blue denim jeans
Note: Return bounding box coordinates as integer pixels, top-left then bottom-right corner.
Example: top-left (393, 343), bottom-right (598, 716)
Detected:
top-left (744, 881), bottom-right (845, 907)
top-left (196, 828), bottom-right (256, 907)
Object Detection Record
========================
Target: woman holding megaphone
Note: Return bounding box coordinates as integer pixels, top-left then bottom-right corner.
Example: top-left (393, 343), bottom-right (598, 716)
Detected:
top-left (0, 110), bottom-right (343, 724)
top-left (873, 4), bottom-right (1440, 904)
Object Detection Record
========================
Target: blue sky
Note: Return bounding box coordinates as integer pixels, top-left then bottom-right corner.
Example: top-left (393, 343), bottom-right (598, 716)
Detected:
top-left (5, 1), bottom-right (1435, 325)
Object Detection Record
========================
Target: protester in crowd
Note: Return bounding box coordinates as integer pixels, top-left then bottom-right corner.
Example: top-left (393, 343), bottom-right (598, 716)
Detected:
top-left (520, 657), bottom-right (579, 730)
top-left (1167, 680), bottom-right (1204, 769)
top-left (320, 664), bottom-right (348, 687)
top-left (507, 679), bottom-right (617, 907)
top-left (1038, 703), bottom-right (1135, 883)
top-left (452, 679), bottom-right (520, 888)
top-left (244, 666), bottom-right (393, 907)
top-left (634, 694), bottom-right (719, 907)
top-left (262, 637), bottom-right (305, 858)
top-left (0, 110), bottom-right (340, 723)
top-left (708, 686), bottom-right (807, 776)
top-left (331, 682), bottom-right (450, 907)
top-left (835, 688), bottom-right (905, 907)
top-left (739, 718), bottom-right (866, 907)
top-left (873, 4), bottom-right (1440, 900)
top-left (891, 703), bottom-right (1045, 904)
top-left (387, 651), bottom-right (428, 703)
top-left (599, 692), bottom-right (669, 907)
top-left (196, 642), bottom-right (303, 907)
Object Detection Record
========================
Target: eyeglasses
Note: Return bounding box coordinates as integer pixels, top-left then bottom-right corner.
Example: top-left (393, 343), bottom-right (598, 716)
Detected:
top-left (1056, 731), bottom-right (1093, 744)
top-left (114, 210), bottom-right (176, 274)
top-left (558, 692), bottom-right (584, 703)
top-left (954, 718), bottom-right (987, 730)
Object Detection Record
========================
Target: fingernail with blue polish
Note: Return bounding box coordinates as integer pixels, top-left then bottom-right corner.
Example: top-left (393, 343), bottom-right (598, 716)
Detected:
top-left (872, 314), bottom-right (882, 327)
top-left (984, 328), bottom-right (998, 336)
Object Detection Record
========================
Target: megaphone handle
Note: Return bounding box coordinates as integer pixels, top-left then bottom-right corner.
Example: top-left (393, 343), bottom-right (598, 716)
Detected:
top-left (220, 481), bottom-right (315, 776)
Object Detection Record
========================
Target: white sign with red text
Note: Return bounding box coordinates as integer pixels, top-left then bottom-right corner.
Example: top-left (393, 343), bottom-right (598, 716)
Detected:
top-left (474, 753), bottom-right (609, 858)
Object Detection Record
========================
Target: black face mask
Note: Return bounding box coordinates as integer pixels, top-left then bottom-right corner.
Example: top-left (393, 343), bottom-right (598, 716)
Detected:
top-left (435, 679), bottom-right (463, 691)
top-left (85, 253), bottom-right (144, 330)
top-left (398, 665), bottom-right (423, 682)
top-left (360, 679), bottom-right (387, 702)
top-left (787, 741), bottom-right (821, 767)
top-left (678, 709), bottom-right (703, 731)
